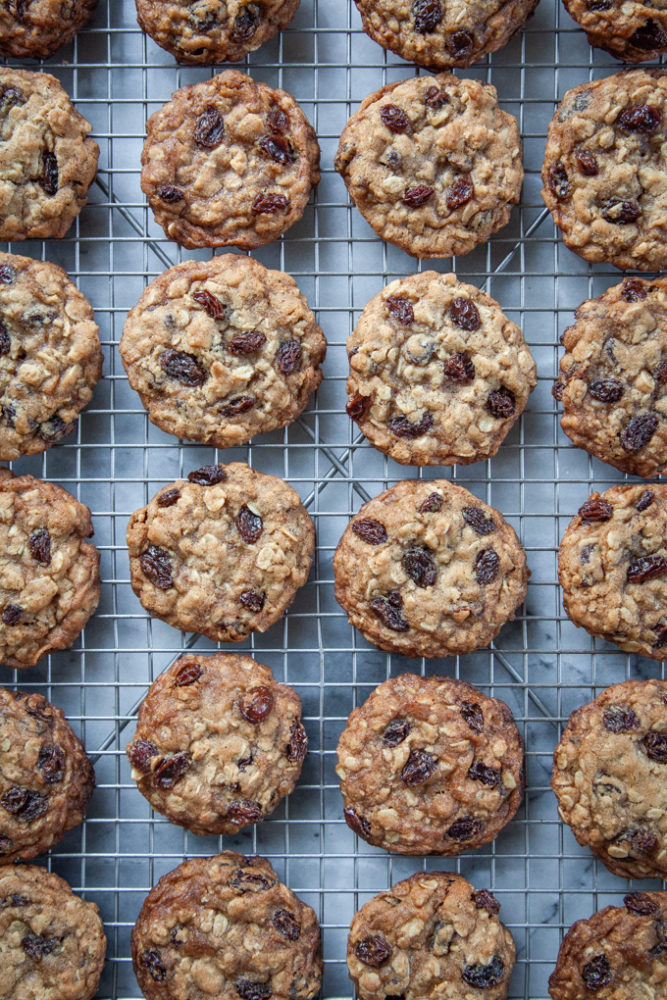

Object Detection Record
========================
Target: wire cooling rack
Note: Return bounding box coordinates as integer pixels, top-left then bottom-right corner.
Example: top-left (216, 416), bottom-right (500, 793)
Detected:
top-left (2, 1), bottom-right (667, 997)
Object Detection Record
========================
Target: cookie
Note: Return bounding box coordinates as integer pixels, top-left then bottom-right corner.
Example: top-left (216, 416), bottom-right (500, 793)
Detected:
top-left (136, 0), bottom-right (300, 65)
top-left (0, 0), bottom-right (97, 59)
top-left (141, 69), bottom-right (320, 250)
top-left (0, 252), bottom-right (102, 462)
top-left (333, 479), bottom-right (528, 658)
top-left (348, 872), bottom-right (515, 1000)
top-left (0, 471), bottom-right (100, 670)
top-left (346, 271), bottom-right (536, 466)
top-left (337, 674), bottom-right (523, 855)
top-left (126, 462), bottom-right (314, 643)
top-left (131, 851), bottom-right (322, 1000)
top-left (334, 73), bottom-right (523, 259)
top-left (127, 652), bottom-right (307, 836)
top-left (542, 69), bottom-right (667, 271)
top-left (0, 69), bottom-right (98, 242)
top-left (549, 892), bottom-right (667, 1000)
top-left (558, 484), bottom-right (667, 660)
top-left (554, 276), bottom-right (667, 478)
top-left (0, 863), bottom-right (106, 1000)
top-left (120, 255), bottom-right (325, 449)
top-left (355, 0), bottom-right (538, 69)
top-left (563, 0), bottom-right (667, 63)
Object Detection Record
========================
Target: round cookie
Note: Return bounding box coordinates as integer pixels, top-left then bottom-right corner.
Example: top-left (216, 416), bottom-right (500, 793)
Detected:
top-left (141, 69), bottom-right (320, 250)
top-left (0, 252), bottom-right (102, 462)
top-left (120, 255), bottom-right (325, 449)
top-left (337, 674), bottom-right (524, 855)
top-left (563, 0), bottom-right (667, 63)
top-left (554, 276), bottom-right (667, 478)
top-left (333, 479), bottom-right (528, 658)
top-left (348, 872), bottom-right (515, 1000)
top-left (0, 471), bottom-right (100, 670)
top-left (126, 462), bottom-right (314, 643)
top-left (131, 851), bottom-right (322, 1000)
top-left (0, 69), bottom-right (98, 242)
top-left (542, 69), bottom-right (667, 272)
top-left (549, 892), bottom-right (667, 1000)
top-left (346, 271), bottom-right (536, 466)
top-left (127, 653), bottom-right (307, 836)
top-left (136, 0), bottom-right (300, 65)
top-left (355, 0), bottom-right (538, 69)
top-left (558, 484), bottom-right (667, 660)
top-left (0, 687), bottom-right (94, 863)
top-left (553, 679), bottom-right (667, 880)
top-left (0, 0), bottom-right (97, 59)
top-left (334, 73), bottom-right (523, 259)
top-left (0, 863), bottom-right (106, 1000)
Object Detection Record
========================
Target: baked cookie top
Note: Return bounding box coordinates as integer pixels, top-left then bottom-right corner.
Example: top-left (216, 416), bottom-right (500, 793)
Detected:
top-left (0, 687), bottom-right (94, 864)
top-left (334, 73), bottom-right (523, 259)
top-left (549, 892), bottom-right (667, 1000)
top-left (337, 674), bottom-right (524, 855)
top-left (553, 679), bottom-right (667, 880)
top-left (0, 69), bottom-right (98, 242)
top-left (542, 69), bottom-right (667, 271)
top-left (0, 863), bottom-right (106, 1000)
top-left (126, 462), bottom-right (314, 643)
top-left (0, 471), bottom-right (100, 670)
top-left (346, 271), bottom-right (536, 466)
top-left (141, 69), bottom-right (320, 250)
top-left (354, 0), bottom-right (538, 69)
top-left (333, 479), bottom-right (528, 658)
top-left (131, 851), bottom-right (322, 1000)
top-left (136, 0), bottom-right (300, 64)
top-left (563, 0), bottom-right (667, 63)
top-left (120, 254), bottom-right (325, 449)
top-left (127, 652), bottom-right (307, 836)
top-left (558, 484), bottom-right (667, 661)
top-left (348, 872), bottom-right (515, 1000)
top-left (0, 251), bottom-right (102, 462)
top-left (0, 0), bottom-right (97, 59)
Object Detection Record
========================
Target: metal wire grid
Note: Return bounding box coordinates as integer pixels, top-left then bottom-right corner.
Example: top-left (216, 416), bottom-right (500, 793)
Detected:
top-left (2, 0), bottom-right (667, 997)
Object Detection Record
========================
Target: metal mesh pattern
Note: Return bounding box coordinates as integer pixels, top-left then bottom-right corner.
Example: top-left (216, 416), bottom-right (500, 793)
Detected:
top-left (2, 1), bottom-right (666, 997)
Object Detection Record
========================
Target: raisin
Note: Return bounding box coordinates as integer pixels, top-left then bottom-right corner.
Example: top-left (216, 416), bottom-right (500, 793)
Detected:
top-left (174, 662), bottom-right (203, 686)
top-left (37, 744), bottom-right (65, 784)
top-left (0, 85), bottom-right (25, 116)
top-left (621, 279), bottom-right (647, 302)
top-left (29, 528), bottom-right (51, 566)
top-left (258, 134), bottom-right (294, 164)
top-left (631, 19), bottom-right (667, 50)
top-left (194, 108), bottom-right (225, 149)
top-left (240, 589), bottom-right (265, 612)
top-left (636, 490), bottom-right (655, 512)
top-left (267, 105), bottom-right (289, 133)
top-left (229, 868), bottom-right (275, 892)
top-left (37, 414), bottom-right (67, 442)
top-left (462, 507), bottom-right (495, 536)
top-left (380, 104), bottom-right (410, 133)
top-left (627, 554), bottom-right (667, 583)
top-left (1, 893), bottom-right (29, 907)
top-left (418, 492), bottom-right (443, 513)
top-left (602, 199), bottom-right (640, 224)
top-left (616, 104), bottom-right (662, 133)
top-left (655, 361), bottom-right (667, 383)
top-left (236, 981), bottom-right (271, 1000)
top-left (626, 828), bottom-right (658, 855)
top-left (275, 339), bottom-right (302, 374)
top-left (352, 518), bottom-right (387, 545)
top-left (370, 591), bottom-right (409, 632)
top-left (237, 755), bottom-right (253, 771)
top-left (222, 394), bottom-right (255, 416)
top-left (468, 761), bottom-right (500, 786)
top-left (38, 152), bottom-right (58, 196)
top-left (576, 150), bottom-right (599, 175)
top-left (128, 738), bottom-right (159, 773)
top-left (581, 955), bottom-right (611, 991)
top-left (402, 546), bottom-right (437, 588)
top-left (273, 908), bottom-right (300, 940)
top-left (449, 297), bottom-right (481, 330)
top-left (474, 890), bottom-right (500, 915)
top-left (425, 87), bottom-right (449, 108)
top-left (156, 185), bottom-right (184, 203)
top-left (22, 934), bottom-right (60, 960)
top-left (0, 322), bottom-right (9, 356)
top-left (446, 176), bottom-right (474, 211)
top-left (624, 892), bottom-right (659, 916)
top-left (461, 702), bottom-right (484, 732)
top-left (287, 721), bottom-right (308, 762)
top-left (355, 935), bottom-right (392, 967)
top-left (474, 548), bottom-right (500, 585)
top-left (602, 705), bottom-right (639, 732)
top-left (2, 604), bottom-right (22, 625)
top-left (548, 162), bottom-right (570, 200)
top-left (383, 718), bottom-right (411, 746)
top-left (390, 412), bottom-right (434, 438)
top-left (346, 393), bottom-right (370, 419)
top-left (0, 264), bottom-right (15, 283)
top-left (228, 330), bottom-right (267, 354)
top-left (443, 351), bottom-right (475, 382)
top-left (157, 488), bottom-right (181, 507)
top-left (236, 505), bottom-right (263, 543)
top-left (227, 800), bottom-right (263, 825)
top-left (642, 731), bottom-right (667, 763)
top-left (586, 0), bottom-right (612, 7)
top-left (344, 805), bottom-right (371, 839)
top-left (231, 2), bottom-right (261, 40)
top-left (192, 288), bottom-right (226, 319)
top-left (654, 625), bottom-right (667, 648)
top-left (412, 0), bottom-right (442, 32)
top-left (188, 464), bottom-right (226, 485)
top-left (154, 752), bottom-right (191, 789)
top-left (252, 192), bottom-right (289, 214)
top-left (578, 497), bottom-right (613, 523)
top-left (462, 956), bottom-right (505, 989)
top-left (1, 787), bottom-right (48, 820)
top-left (621, 413), bottom-right (658, 452)
top-left (160, 348), bottom-right (207, 386)
top-left (589, 378), bottom-right (624, 403)
top-left (386, 295), bottom-right (414, 326)
top-left (141, 949), bottom-right (166, 982)
top-left (403, 184), bottom-right (434, 208)
top-left (448, 30), bottom-right (474, 59)
top-left (401, 748), bottom-right (436, 785)
top-left (239, 686), bottom-right (274, 724)
top-left (552, 380), bottom-right (565, 401)
top-left (487, 388), bottom-right (515, 418)
top-left (140, 546), bottom-right (173, 590)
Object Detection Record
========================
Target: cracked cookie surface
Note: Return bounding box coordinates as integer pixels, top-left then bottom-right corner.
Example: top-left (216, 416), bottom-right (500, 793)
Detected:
top-left (0, 471), bottom-right (100, 670)
top-left (0, 68), bottom-right (98, 241)
top-left (563, 0), bottom-right (667, 63)
top-left (348, 872), bottom-right (515, 1000)
top-left (542, 69), bottom-right (667, 271)
top-left (120, 254), bottom-right (325, 449)
top-left (136, 0), bottom-right (300, 64)
top-left (0, 251), bottom-right (102, 462)
top-left (333, 479), bottom-right (528, 658)
top-left (346, 271), bottom-right (536, 466)
top-left (127, 652), bottom-right (307, 836)
top-left (334, 73), bottom-right (523, 259)
top-left (0, 0), bottom-right (96, 59)
top-left (549, 892), bottom-right (667, 1000)
top-left (141, 70), bottom-right (320, 250)
top-left (131, 851), bottom-right (322, 1000)
top-left (553, 679), bottom-right (667, 880)
top-left (126, 462), bottom-right (314, 643)
top-left (337, 674), bottom-right (524, 855)
top-left (558, 484), bottom-right (667, 660)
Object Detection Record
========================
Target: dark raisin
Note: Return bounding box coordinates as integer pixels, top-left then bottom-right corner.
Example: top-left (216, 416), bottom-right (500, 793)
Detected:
top-left (229, 868), bottom-right (274, 892)
top-left (156, 185), bottom-right (184, 203)
top-left (141, 949), bottom-right (166, 982)
top-left (390, 412), bottom-right (434, 438)
top-left (153, 752), bottom-right (191, 789)
top-left (616, 104), bottom-right (662, 133)
top-left (2, 604), bottom-right (22, 625)
top-left (0, 85), bottom-right (25, 116)
top-left (576, 150), bottom-right (599, 175)
top-left (627, 828), bottom-right (658, 855)
top-left (192, 288), bottom-right (226, 319)
top-left (586, 0), bottom-right (612, 7)
top-left (631, 19), bottom-right (667, 50)
top-left (602, 705), bottom-right (640, 732)
top-left (252, 192), bottom-right (289, 214)
top-left (0, 787), bottom-right (48, 820)
top-left (446, 176), bottom-right (474, 211)
top-left (412, 0), bottom-right (442, 32)
top-left (581, 954), bottom-right (612, 991)
top-left (230, 2), bottom-right (261, 39)
top-left (589, 378), bottom-right (624, 403)
top-left (553, 379), bottom-right (565, 401)
top-left (236, 505), bottom-right (263, 544)
top-left (548, 162), bottom-right (570, 200)
top-left (258, 134), bottom-right (294, 164)
top-left (621, 413), bottom-right (658, 452)
top-left (625, 892), bottom-right (659, 916)
top-left (160, 348), bottom-right (207, 386)
top-left (128, 739), bottom-right (159, 773)
top-left (346, 393), bottom-right (370, 419)
top-left (462, 507), bottom-right (495, 536)
top-left (188, 464), bottom-right (226, 485)
top-left (29, 528), bottom-right (51, 566)
top-left (425, 87), bottom-right (449, 108)
top-left (1, 893), bottom-right (29, 907)
top-left (222, 394), bottom-right (255, 416)
top-left (443, 351), bottom-right (475, 382)
top-left (402, 546), bottom-right (436, 588)
top-left (38, 152), bottom-right (58, 196)
top-left (386, 295), bottom-right (414, 326)
top-left (462, 956), bottom-right (505, 989)
top-left (655, 360), bottom-right (667, 383)
top-left (239, 686), bottom-right (274, 724)
top-left (642, 731), bottom-right (667, 763)
top-left (474, 548), bottom-right (500, 585)
top-left (0, 322), bottom-right (9, 356)
top-left (0, 264), bottom-right (15, 284)
top-left (487, 388), bottom-right (515, 418)
top-left (273, 909), bottom-right (300, 941)
top-left (352, 518), bottom-right (387, 545)
top-left (235, 982), bottom-right (271, 1000)
top-left (449, 297), bottom-right (481, 330)
top-left (636, 490), bottom-right (655, 512)
top-left (621, 279), bottom-right (648, 302)
top-left (355, 935), bottom-right (392, 967)
top-left (654, 625), bottom-right (667, 647)
top-left (383, 718), bottom-right (411, 746)
top-left (418, 492), bottom-right (443, 513)
top-left (602, 199), bottom-right (640, 224)
top-left (194, 108), bottom-right (225, 148)
top-left (370, 591), bottom-right (409, 632)
top-left (401, 748), bottom-right (436, 785)
top-left (267, 105), bottom-right (289, 133)
top-left (447, 30), bottom-right (474, 59)
top-left (461, 702), bottom-right (484, 732)
top-left (287, 721), bottom-right (308, 762)
top-left (627, 554), bottom-right (667, 583)
top-left (240, 589), bottom-right (265, 612)
top-left (22, 934), bottom-right (60, 960)
top-left (578, 498), bottom-right (613, 523)
top-left (140, 546), bottom-right (173, 590)
top-left (37, 414), bottom-right (67, 441)
top-left (474, 890), bottom-right (501, 915)
top-left (468, 761), bottom-right (500, 786)
top-left (227, 800), bottom-right (263, 826)
top-left (275, 339), bottom-right (302, 374)
top-left (403, 184), bottom-right (434, 208)
top-left (228, 330), bottom-right (267, 354)
top-left (344, 805), bottom-right (371, 839)
top-left (380, 104), bottom-right (410, 133)
top-left (37, 744), bottom-right (65, 784)
top-left (174, 661), bottom-right (203, 686)
top-left (157, 488), bottom-right (181, 507)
